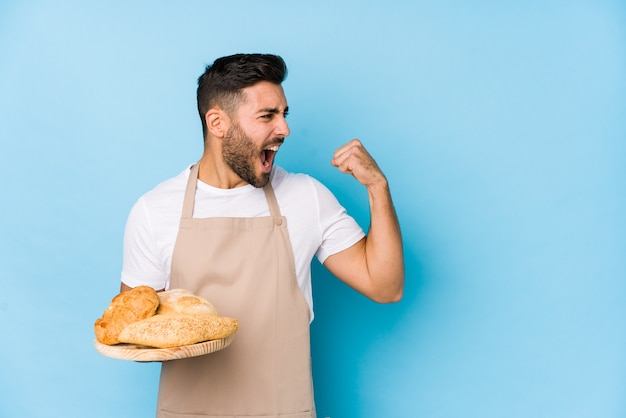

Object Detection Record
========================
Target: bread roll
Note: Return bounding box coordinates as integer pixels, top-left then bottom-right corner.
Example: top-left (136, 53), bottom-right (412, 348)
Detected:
top-left (156, 288), bottom-right (218, 316)
top-left (94, 286), bottom-right (159, 345)
top-left (118, 313), bottom-right (239, 348)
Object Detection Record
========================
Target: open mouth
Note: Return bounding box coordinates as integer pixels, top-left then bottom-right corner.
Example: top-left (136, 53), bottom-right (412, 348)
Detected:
top-left (260, 144), bottom-right (280, 170)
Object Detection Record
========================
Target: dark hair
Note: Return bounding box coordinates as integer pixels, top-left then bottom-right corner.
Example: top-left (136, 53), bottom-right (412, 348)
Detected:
top-left (197, 53), bottom-right (288, 138)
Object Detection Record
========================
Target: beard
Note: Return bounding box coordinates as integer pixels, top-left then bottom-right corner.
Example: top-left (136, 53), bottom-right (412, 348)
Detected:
top-left (222, 122), bottom-right (271, 188)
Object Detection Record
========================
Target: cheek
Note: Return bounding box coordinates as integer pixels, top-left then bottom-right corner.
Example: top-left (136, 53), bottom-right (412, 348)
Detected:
top-left (240, 121), bottom-right (270, 139)
top-left (247, 129), bottom-right (269, 144)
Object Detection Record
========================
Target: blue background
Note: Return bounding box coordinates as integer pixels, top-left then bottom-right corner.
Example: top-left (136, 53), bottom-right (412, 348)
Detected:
top-left (1, 1), bottom-right (625, 417)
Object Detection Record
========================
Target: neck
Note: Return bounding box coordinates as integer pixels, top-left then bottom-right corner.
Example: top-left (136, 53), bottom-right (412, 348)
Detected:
top-left (197, 149), bottom-right (247, 189)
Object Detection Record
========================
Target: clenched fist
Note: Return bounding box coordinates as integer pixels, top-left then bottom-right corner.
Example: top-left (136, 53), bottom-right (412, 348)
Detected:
top-left (331, 139), bottom-right (387, 189)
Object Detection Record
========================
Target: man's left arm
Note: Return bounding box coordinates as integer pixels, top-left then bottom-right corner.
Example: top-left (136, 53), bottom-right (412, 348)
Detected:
top-left (323, 139), bottom-right (404, 303)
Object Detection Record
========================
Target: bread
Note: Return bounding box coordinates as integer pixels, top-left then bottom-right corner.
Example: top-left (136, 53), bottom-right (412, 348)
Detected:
top-left (156, 288), bottom-right (218, 316)
top-left (94, 286), bottom-right (159, 345)
top-left (94, 287), bottom-right (232, 349)
top-left (118, 313), bottom-right (239, 348)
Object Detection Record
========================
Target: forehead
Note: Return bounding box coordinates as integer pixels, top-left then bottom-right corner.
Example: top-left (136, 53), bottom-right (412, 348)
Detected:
top-left (239, 81), bottom-right (288, 112)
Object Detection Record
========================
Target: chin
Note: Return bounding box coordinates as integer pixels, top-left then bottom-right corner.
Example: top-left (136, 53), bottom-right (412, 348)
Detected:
top-left (250, 173), bottom-right (271, 188)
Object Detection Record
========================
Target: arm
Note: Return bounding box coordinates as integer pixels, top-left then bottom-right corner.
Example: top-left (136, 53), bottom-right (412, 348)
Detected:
top-left (119, 196), bottom-right (169, 294)
top-left (323, 139), bottom-right (404, 303)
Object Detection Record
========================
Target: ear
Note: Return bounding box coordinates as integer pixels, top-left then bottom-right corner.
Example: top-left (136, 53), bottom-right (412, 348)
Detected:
top-left (205, 107), bottom-right (230, 138)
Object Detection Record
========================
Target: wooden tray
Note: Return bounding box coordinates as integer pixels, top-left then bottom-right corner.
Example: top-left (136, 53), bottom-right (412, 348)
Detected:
top-left (94, 334), bottom-right (235, 362)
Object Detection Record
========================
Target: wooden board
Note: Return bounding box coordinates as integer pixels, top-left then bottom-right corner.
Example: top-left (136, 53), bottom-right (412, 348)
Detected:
top-left (94, 334), bottom-right (234, 362)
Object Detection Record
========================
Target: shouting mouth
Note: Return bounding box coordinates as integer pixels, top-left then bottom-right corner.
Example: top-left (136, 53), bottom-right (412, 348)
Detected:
top-left (260, 143), bottom-right (281, 171)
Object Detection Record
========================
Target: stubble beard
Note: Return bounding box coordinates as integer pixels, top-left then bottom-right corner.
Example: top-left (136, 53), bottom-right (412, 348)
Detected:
top-left (222, 122), bottom-right (271, 188)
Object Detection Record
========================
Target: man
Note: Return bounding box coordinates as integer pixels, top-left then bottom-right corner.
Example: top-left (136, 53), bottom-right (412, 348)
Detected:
top-left (120, 53), bottom-right (404, 418)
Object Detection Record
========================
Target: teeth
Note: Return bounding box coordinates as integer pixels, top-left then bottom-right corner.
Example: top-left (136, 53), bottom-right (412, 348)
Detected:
top-left (265, 145), bottom-right (279, 152)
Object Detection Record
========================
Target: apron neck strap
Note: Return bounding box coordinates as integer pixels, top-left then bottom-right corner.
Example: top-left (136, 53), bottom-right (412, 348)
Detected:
top-left (181, 164), bottom-right (200, 218)
top-left (182, 163), bottom-right (281, 218)
top-left (262, 180), bottom-right (282, 217)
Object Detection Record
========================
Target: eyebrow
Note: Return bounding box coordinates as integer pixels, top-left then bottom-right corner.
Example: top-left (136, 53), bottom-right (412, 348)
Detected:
top-left (258, 106), bottom-right (289, 114)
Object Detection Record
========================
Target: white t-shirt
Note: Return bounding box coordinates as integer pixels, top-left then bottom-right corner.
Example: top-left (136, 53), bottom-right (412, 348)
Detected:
top-left (121, 165), bottom-right (365, 319)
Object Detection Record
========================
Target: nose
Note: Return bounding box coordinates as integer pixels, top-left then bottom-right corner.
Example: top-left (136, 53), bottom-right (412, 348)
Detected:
top-left (275, 116), bottom-right (290, 138)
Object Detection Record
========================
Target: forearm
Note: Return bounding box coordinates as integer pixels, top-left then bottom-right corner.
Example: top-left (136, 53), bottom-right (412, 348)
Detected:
top-left (363, 178), bottom-right (405, 302)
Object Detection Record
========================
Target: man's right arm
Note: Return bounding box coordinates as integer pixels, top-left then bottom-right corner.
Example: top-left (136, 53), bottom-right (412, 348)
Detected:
top-left (119, 198), bottom-right (168, 293)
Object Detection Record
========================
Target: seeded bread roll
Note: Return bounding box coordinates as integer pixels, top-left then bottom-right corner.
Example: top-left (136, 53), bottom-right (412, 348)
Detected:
top-left (94, 286), bottom-right (160, 345)
top-left (118, 313), bottom-right (239, 348)
top-left (156, 288), bottom-right (219, 316)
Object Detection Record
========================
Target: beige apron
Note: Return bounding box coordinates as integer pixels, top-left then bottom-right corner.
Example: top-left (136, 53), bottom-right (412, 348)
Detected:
top-left (156, 163), bottom-right (315, 418)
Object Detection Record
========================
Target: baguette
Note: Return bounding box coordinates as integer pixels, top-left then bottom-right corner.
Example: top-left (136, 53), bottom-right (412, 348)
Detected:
top-left (118, 313), bottom-right (239, 348)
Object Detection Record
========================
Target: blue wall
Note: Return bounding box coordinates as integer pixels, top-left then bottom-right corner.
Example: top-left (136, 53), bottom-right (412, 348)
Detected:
top-left (1, 1), bottom-right (624, 417)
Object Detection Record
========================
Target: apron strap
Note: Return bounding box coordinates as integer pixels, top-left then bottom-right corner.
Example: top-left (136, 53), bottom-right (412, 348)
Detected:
top-left (263, 180), bottom-right (282, 218)
top-left (183, 163), bottom-right (282, 218)
top-left (181, 163), bottom-right (200, 219)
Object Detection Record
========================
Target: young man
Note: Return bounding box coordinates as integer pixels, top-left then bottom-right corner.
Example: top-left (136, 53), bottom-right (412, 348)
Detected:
top-left (120, 53), bottom-right (404, 418)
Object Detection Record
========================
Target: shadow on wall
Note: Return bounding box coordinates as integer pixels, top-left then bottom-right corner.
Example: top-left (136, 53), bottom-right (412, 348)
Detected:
top-left (310, 240), bottom-right (426, 417)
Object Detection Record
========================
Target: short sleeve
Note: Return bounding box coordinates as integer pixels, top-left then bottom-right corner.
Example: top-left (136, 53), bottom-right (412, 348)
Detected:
top-left (120, 197), bottom-right (169, 290)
